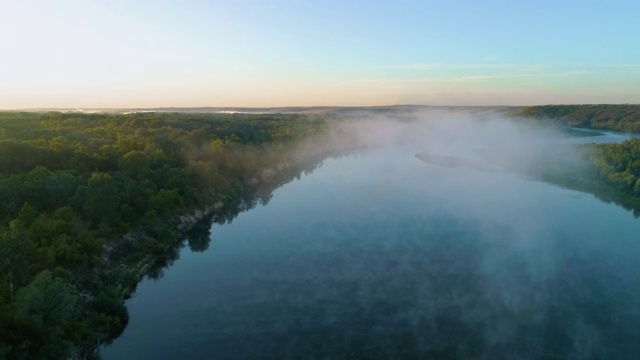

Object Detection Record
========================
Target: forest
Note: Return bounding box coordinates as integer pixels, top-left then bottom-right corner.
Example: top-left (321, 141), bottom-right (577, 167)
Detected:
top-left (512, 105), bottom-right (640, 212)
top-left (0, 111), bottom-right (336, 359)
top-left (513, 104), bottom-right (640, 132)
top-left (1, 106), bottom-right (640, 359)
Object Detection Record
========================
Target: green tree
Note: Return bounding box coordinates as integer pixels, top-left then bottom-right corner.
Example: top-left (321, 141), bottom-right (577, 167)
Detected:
top-left (14, 271), bottom-right (78, 359)
top-left (83, 173), bottom-right (120, 226)
top-left (118, 150), bottom-right (151, 178)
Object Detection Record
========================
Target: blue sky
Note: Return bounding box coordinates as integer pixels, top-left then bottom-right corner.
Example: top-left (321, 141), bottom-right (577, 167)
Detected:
top-left (1, 0), bottom-right (639, 108)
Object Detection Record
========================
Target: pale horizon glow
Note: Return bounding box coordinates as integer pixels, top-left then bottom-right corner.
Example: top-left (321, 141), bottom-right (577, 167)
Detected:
top-left (1, 0), bottom-right (640, 109)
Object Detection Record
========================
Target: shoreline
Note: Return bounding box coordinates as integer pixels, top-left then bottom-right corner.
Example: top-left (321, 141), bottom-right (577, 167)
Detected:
top-left (88, 143), bottom-right (363, 358)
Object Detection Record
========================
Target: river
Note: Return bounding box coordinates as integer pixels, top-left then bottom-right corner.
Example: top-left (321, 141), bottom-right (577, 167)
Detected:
top-left (103, 128), bottom-right (640, 359)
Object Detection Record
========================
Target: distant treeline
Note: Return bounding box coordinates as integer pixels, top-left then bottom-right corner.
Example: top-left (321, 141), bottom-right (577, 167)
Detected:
top-left (513, 104), bottom-right (640, 132)
top-left (464, 104), bottom-right (640, 215)
top-left (0, 111), bottom-right (331, 359)
top-left (508, 105), bottom-right (640, 210)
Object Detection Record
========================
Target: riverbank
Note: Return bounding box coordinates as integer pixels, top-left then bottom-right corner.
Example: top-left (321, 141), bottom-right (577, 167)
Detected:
top-left (83, 139), bottom-right (364, 358)
top-left (0, 111), bottom-right (345, 359)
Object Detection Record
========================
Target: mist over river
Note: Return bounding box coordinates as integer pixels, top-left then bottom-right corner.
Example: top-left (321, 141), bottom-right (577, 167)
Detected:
top-left (103, 124), bottom-right (640, 359)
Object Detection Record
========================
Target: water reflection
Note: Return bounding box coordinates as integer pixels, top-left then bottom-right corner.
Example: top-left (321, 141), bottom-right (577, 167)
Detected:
top-left (135, 153), bottom-right (331, 283)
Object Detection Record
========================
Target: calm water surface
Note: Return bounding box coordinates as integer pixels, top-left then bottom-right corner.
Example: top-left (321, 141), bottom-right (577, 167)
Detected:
top-left (104, 136), bottom-right (640, 359)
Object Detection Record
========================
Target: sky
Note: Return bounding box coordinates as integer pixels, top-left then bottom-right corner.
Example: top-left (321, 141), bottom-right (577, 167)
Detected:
top-left (1, 0), bottom-right (639, 109)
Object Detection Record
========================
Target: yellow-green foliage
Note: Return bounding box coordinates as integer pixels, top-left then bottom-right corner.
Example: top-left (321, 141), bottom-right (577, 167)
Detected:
top-left (589, 138), bottom-right (640, 194)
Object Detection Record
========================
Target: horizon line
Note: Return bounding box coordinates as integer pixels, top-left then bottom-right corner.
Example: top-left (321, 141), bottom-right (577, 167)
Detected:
top-left (2, 103), bottom-right (639, 112)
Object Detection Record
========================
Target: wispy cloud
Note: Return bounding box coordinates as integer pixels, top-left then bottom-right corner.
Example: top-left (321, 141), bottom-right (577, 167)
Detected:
top-left (390, 63), bottom-right (640, 73)
top-left (441, 70), bottom-right (592, 82)
top-left (564, 63), bottom-right (640, 69)
top-left (336, 70), bottom-right (594, 89)
top-left (388, 63), bottom-right (544, 71)
top-left (478, 56), bottom-right (504, 62)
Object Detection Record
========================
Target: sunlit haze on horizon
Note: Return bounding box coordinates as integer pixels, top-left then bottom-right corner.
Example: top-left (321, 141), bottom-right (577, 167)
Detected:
top-left (1, 0), bottom-right (639, 109)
